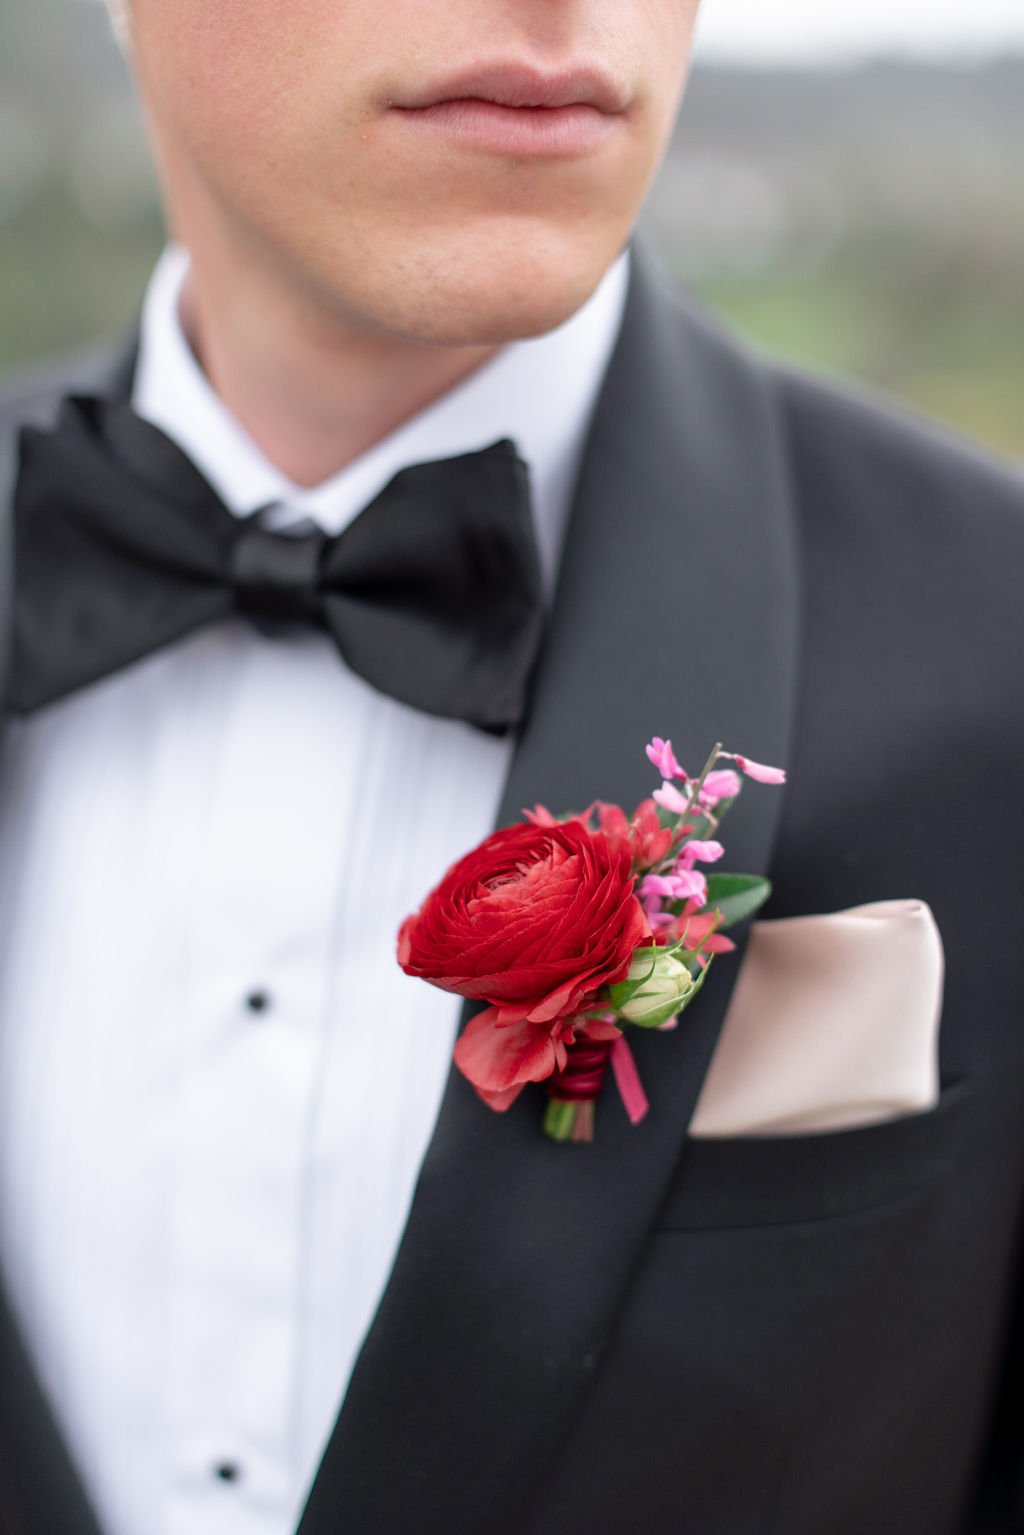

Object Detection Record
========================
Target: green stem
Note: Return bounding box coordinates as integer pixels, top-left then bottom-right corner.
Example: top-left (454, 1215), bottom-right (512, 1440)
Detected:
top-left (544, 1099), bottom-right (577, 1142)
top-left (685, 741), bottom-right (725, 820)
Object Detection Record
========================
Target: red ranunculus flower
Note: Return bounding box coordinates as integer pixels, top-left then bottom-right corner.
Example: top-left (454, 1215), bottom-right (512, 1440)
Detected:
top-left (397, 818), bottom-right (649, 1109)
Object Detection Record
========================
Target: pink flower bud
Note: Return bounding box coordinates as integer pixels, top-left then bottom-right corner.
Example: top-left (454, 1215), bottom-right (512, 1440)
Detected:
top-left (646, 737), bottom-right (686, 781)
top-left (723, 753), bottom-right (787, 786)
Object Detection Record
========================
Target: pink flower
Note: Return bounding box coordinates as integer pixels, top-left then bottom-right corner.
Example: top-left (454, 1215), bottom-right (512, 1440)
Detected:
top-left (679, 839), bottom-right (724, 868)
top-left (639, 874), bottom-right (678, 903)
top-left (669, 869), bottom-right (708, 905)
top-left (653, 780), bottom-right (691, 816)
top-left (699, 769), bottom-right (742, 806)
top-left (722, 753), bottom-right (787, 786)
top-left (639, 870), bottom-right (707, 909)
top-left (646, 737), bottom-right (685, 781)
top-left (638, 874), bottom-right (671, 924)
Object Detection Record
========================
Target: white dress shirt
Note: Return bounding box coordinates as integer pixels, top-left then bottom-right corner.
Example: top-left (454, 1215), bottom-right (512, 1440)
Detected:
top-left (0, 244), bottom-right (628, 1535)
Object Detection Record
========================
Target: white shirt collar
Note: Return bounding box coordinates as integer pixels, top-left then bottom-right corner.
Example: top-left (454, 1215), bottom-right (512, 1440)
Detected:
top-left (133, 244), bottom-right (630, 592)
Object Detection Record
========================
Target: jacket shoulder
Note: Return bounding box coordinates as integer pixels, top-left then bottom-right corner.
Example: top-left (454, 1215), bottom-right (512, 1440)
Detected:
top-left (766, 358), bottom-right (1024, 559)
top-left (0, 335), bottom-right (138, 534)
top-left (650, 265), bottom-right (1024, 559)
top-left (761, 353), bottom-right (1024, 770)
top-left (0, 333), bottom-right (137, 434)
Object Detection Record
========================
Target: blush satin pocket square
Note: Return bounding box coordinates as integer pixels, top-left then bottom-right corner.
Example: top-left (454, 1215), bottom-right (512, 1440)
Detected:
top-left (689, 899), bottom-right (944, 1138)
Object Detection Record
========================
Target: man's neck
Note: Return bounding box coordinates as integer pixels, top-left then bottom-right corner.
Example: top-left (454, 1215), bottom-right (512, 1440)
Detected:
top-left (178, 262), bottom-right (498, 490)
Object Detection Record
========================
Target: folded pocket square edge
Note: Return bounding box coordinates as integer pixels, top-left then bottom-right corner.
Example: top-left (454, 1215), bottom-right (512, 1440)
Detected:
top-left (689, 899), bottom-right (944, 1140)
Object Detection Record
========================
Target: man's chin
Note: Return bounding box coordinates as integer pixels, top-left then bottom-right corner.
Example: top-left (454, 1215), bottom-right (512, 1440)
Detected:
top-left (410, 291), bottom-right (600, 348)
top-left (333, 234), bottom-right (626, 349)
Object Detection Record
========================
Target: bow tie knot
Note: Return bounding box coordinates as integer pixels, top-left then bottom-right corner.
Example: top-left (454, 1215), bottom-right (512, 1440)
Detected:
top-left (228, 518), bottom-right (329, 628)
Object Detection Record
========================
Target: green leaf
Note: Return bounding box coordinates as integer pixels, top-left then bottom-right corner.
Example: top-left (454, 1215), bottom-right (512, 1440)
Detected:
top-left (703, 873), bottom-right (773, 930)
top-left (606, 947), bottom-right (660, 1011)
top-left (676, 952), bottom-right (714, 1010)
top-left (683, 810), bottom-right (718, 841)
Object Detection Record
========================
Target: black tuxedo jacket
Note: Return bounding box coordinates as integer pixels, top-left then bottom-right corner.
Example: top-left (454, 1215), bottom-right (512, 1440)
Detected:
top-left (1, 250), bottom-right (1024, 1534)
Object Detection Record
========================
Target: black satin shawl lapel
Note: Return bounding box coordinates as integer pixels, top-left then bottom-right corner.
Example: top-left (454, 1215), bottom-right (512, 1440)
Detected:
top-left (0, 331), bottom-right (136, 1535)
top-left (298, 250), bottom-right (801, 1535)
top-left (1, 396), bottom-right (19, 716)
top-left (0, 1287), bottom-right (105, 1535)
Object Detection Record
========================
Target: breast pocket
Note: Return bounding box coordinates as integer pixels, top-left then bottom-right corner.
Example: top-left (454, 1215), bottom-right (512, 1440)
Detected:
top-left (657, 1077), bottom-right (971, 1231)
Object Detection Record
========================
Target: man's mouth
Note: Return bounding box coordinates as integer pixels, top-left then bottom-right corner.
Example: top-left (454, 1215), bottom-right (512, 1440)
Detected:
top-left (391, 60), bottom-right (630, 157)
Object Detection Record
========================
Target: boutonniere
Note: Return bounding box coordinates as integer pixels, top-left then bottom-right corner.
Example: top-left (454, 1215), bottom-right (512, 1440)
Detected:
top-left (398, 738), bottom-right (785, 1143)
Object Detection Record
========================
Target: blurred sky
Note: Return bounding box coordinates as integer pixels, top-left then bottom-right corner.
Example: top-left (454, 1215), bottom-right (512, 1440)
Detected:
top-left (695, 0), bottom-right (1024, 63)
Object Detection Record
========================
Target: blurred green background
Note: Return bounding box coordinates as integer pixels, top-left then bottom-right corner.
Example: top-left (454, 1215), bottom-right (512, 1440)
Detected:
top-left (2, 0), bottom-right (1022, 459)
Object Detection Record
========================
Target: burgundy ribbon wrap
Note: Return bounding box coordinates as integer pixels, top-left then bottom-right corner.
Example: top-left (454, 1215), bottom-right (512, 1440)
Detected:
top-left (547, 1035), bottom-right (650, 1127)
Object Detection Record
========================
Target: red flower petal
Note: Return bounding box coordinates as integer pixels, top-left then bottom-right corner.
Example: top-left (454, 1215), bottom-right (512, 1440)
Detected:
top-left (399, 816), bottom-right (649, 1032)
top-left (454, 1007), bottom-right (559, 1096)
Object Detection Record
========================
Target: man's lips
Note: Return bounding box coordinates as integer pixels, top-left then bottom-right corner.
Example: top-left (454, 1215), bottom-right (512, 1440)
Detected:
top-left (394, 61), bottom-right (630, 116)
top-left (389, 61), bottom-right (630, 157)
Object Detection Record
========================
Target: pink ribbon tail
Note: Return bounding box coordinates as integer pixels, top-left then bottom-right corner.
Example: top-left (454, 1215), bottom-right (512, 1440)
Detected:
top-left (610, 1036), bottom-right (650, 1126)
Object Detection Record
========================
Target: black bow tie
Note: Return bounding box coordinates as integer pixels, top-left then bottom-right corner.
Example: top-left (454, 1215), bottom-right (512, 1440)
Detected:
top-left (11, 395), bottom-right (545, 730)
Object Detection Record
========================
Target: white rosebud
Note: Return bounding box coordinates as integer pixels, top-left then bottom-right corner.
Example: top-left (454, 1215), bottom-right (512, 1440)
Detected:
top-left (619, 950), bottom-right (697, 1029)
